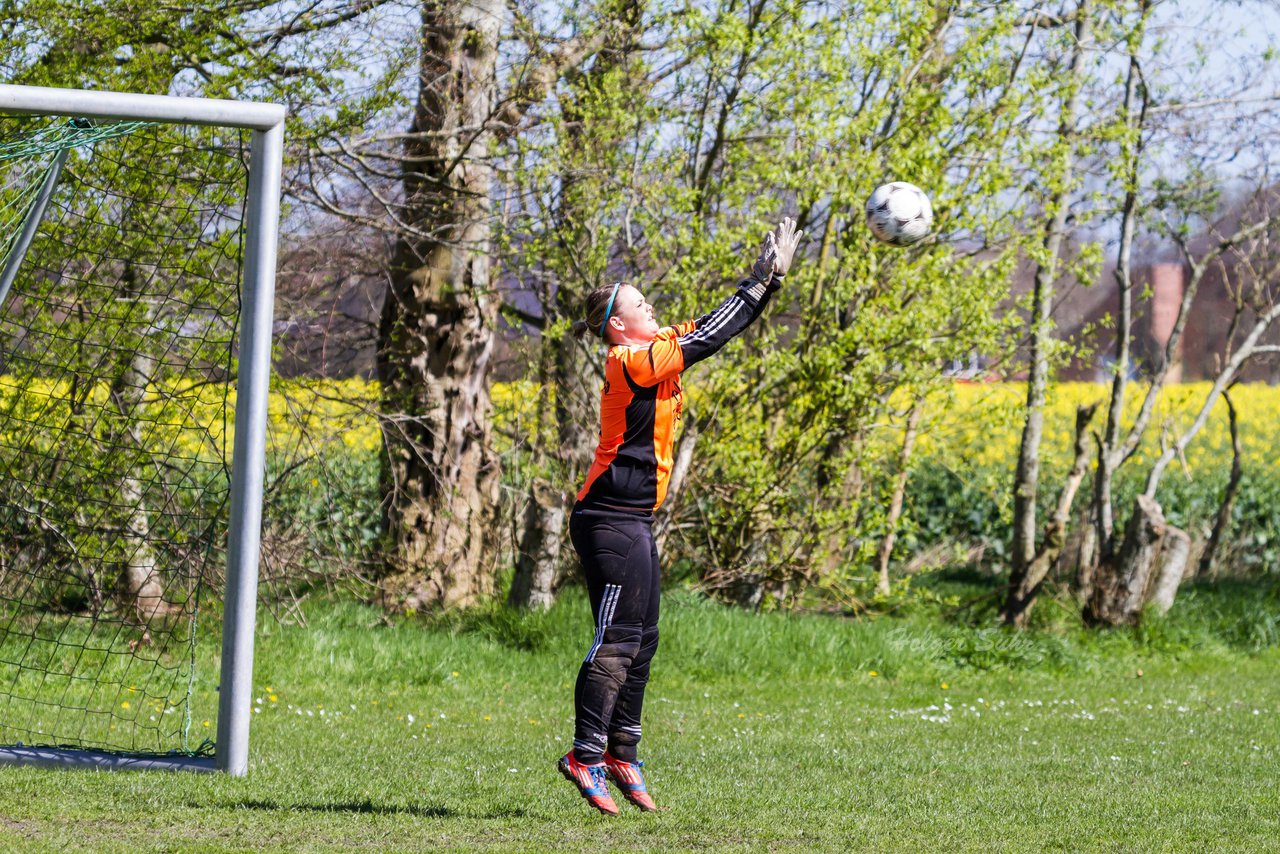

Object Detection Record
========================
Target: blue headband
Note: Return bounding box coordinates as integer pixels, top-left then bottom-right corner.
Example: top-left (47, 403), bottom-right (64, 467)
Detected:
top-left (599, 281), bottom-right (623, 338)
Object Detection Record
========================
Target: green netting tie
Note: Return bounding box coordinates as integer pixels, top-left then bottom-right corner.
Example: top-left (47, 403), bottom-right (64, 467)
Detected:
top-left (0, 119), bottom-right (153, 162)
top-left (190, 738), bottom-right (216, 758)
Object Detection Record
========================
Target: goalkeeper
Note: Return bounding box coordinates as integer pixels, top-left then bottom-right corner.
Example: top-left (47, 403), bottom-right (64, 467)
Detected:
top-left (557, 217), bottom-right (803, 815)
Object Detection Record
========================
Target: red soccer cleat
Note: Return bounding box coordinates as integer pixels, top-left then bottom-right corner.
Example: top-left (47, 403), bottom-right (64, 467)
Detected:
top-left (557, 752), bottom-right (619, 816)
top-left (603, 752), bottom-right (656, 812)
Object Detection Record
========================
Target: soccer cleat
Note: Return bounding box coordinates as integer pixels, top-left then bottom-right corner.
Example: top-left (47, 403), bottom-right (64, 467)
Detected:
top-left (557, 752), bottom-right (619, 816)
top-left (603, 752), bottom-right (656, 812)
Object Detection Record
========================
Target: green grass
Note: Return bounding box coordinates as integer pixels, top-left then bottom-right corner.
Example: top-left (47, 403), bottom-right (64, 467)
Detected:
top-left (0, 586), bottom-right (1277, 852)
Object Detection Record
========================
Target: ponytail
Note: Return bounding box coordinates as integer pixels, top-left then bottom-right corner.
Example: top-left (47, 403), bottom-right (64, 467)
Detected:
top-left (578, 282), bottom-right (627, 341)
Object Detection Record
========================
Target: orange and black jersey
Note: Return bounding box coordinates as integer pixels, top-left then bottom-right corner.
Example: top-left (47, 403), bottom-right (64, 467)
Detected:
top-left (576, 275), bottom-right (781, 513)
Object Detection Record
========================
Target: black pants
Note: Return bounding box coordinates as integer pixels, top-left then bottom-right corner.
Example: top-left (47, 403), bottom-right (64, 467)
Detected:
top-left (568, 504), bottom-right (661, 765)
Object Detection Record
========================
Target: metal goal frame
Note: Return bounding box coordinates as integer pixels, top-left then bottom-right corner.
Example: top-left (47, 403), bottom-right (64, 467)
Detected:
top-left (0, 83), bottom-right (284, 776)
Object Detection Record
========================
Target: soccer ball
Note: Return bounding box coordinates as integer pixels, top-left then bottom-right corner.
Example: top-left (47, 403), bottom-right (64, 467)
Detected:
top-left (864, 181), bottom-right (933, 246)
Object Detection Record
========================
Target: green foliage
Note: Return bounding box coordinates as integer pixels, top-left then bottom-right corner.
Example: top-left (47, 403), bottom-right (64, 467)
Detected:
top-left (10, 0), bottom-right (1277, 632)
top-left (904, 449), bottom-right (1280, 580)
top-left (2, 0), bottom-right (397, 138)
top-left (1168, 579), bottom-right (1280, 654)
top-left (264, 449), bottom-right (382, 573)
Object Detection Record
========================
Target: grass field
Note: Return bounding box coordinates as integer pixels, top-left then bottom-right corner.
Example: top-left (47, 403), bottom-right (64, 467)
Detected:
top-left (0, 581), bottom-right (1277, 853)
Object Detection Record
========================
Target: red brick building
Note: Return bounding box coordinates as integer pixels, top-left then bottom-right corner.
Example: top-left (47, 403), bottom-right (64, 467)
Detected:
top-left (1054, 250), bottom-right (1280, 384)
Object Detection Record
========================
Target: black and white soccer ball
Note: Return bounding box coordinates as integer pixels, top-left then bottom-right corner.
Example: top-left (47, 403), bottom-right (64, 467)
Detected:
top-left (864, 181), bottom-right (933, 246)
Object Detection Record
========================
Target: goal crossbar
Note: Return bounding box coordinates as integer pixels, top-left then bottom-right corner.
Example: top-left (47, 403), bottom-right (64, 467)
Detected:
top-left (0, 84), bottom-right (285, 130)
top-left (0, 83), bottom-right (284, 776)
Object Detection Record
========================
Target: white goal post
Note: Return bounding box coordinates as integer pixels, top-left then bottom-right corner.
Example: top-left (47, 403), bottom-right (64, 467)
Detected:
top-left (0, 83), bottom-right (284, 776)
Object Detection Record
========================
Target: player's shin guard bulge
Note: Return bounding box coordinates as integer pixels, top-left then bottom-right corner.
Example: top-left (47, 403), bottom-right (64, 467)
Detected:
top-left (609, 624), bottom-right (657, 759)
top-left (573, 624), bottom-right (642, 763)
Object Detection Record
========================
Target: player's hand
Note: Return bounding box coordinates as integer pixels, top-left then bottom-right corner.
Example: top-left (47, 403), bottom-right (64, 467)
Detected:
top-left (750, 230), bottom-right (778, 283)
top-left (772, 216), bottom-right (803, 276)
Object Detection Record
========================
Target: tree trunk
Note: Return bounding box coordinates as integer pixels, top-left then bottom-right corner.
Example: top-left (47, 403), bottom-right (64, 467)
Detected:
top-left (112, 265), bottom-right (171, 626)
top-left (377, 0), bottom-right (503, 611)
top-left (1091, 14), bottom-right (1149, 563)
top-left (1009, 2), bottom-right (1091, 587)
top-left (1198, 388), bottom-right (1242, 577)
top-left (876, 403), bottom-right (924, 596)
top-left (118, 470), bottom-right (167, 623)
top-left (1075, 502), bottom-right (1099, 604)
top-left (508, 479), bottom-right (569, 610)
top-left (1147, 525), bottom-right (1191, 616)
top-left (811, 429), bottom-right (866, 580)
top-left (1002, 402), bottom-right (1098, 627)
top-left (1084, 494), bottom-right (1165, 626)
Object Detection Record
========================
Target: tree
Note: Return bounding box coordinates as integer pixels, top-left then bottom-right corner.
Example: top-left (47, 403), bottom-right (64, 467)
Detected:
top-left (372, 0), bottom-right (508, 609)
top-left (505, 0), bottom-right (649, 609)
top-left (372, 2), bottom-right (647, 609)
top-left (1002, 0), bottom-right (1280, 626)
top-left (634, 1), bottom-right (1056, 606)
top-left (1084, 199), bottom-right (1280, 625)
top-left (1004, 0), bottom-right (1095, 627)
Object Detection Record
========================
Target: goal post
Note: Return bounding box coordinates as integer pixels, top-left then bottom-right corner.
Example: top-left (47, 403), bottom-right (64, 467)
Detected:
top-left (0, 84), bottom-right (284, 776)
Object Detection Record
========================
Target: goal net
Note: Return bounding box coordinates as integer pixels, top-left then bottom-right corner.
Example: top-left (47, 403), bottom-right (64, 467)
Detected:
top-left (0, 86), bottom-right (282, 774)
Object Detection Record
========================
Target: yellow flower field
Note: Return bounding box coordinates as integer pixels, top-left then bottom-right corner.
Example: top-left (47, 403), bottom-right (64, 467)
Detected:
top-left (917, 381), bottom-right (1280, 480)
top-left (0, 375), bottom-right (382, 463)
top-left (1, 375), bottom-right (1271, 484)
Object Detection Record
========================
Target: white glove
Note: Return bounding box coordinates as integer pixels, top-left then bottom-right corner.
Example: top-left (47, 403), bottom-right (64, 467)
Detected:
top-left (772, 216), bottom-right (803, 276)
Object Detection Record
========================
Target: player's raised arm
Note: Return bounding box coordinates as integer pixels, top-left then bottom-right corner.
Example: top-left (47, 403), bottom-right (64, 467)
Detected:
top-left (676, 216), bottom-right (803, 369)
